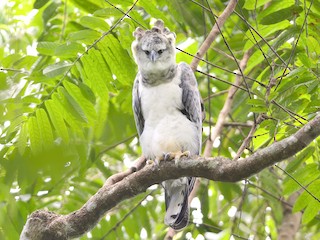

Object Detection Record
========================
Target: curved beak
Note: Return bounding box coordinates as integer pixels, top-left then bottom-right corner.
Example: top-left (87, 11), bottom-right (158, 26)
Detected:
top-left (150, 50), bottom-right (159, 62)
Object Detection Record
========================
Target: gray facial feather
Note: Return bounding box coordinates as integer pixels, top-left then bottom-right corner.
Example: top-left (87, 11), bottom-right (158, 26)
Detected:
top-left (132, 23), bottom-right (176, 85)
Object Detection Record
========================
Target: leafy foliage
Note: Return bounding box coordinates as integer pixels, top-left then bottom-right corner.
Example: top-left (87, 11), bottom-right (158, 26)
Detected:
top-left (0, 0), bottom-right (319, 239)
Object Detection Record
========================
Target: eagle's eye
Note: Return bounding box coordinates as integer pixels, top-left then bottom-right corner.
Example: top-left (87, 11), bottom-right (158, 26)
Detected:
top-left (158, 49), bottom-right (163, 54)
top-left (144, 50), bottom-right (150, 55)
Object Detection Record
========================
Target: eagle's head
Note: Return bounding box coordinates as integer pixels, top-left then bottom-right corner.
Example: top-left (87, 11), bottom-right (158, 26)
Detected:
top-left (131, 20), bottom-right (176, 80)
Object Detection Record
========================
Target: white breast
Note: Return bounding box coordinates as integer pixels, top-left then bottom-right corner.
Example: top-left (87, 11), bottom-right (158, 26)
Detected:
top-left (139, 70), bottom-right (199, 158)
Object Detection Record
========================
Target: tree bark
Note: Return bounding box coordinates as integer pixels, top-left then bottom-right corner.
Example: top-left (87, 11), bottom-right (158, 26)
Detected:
top-left (278, 192), bottom-right (302, 240)
top-left (20, 114), bottom-right (320, 240)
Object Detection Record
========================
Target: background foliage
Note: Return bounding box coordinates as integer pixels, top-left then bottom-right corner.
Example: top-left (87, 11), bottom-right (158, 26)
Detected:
top-left (0, 0), bottom-right (319, 239)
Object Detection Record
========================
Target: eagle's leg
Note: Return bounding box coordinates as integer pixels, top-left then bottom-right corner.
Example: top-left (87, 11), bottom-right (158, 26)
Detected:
top-left (147, 155), bottom-right (166, 170)
top-left (164, 151), bottom-right (190, 163)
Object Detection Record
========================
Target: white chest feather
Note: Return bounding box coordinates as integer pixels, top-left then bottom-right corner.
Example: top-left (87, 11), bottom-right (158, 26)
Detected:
top-left (139, 72), bottom-right (199, 158)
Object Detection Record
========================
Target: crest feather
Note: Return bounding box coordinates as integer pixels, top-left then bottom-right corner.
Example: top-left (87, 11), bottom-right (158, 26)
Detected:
top-left (133, 19), bottom-right (176, 44)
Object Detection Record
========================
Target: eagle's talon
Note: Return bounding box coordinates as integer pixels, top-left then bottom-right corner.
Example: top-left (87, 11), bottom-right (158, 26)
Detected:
top-left (163, 151), bottom-right (190, 162)
top-left (179, 151), bottom-right (191, 159)
top-left (164, 152), bottom-right (174, 161)
top-left (146, 159), bottom-right (154, 165)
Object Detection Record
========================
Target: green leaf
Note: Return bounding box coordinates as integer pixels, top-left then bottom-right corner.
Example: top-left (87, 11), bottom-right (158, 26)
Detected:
top-left (250, 106), bottom-right (268, 113)
top-left (297, 53), bottom-right (312, 68)
top-left (17, 122), bottom-right (28, 155)
top-left (270, 26), bottom-right (300, 52)
top-left (58, 87), bottom-right (88, 124)
top-left (301, 198), bottom-right (320, 224)
top-left (42, 2), bottom-right (59, 25)
top-left (43, 61), bottom-right (72, 78)
top-left (63, 81), bottom-right (97, 124)
top-left (33, 0), bottom-right (50, 9)
top-left (12, 55), bottom-right (38, 69)
top-left (45, 99), bottom-right (70, 144)
top-left (260, 169), bottom-right (281, 197)
top-left (245, 46), bottom-right (268, 73)
top-left (80, 49), bottom-right (111, 97)
top-left (5, 115), bottom-right (27, 139)
top-left (94, 96), bottom-right (109, 139)
top-left (67, 30), bottom-right (101, 44)
top-left (138, 0), bottom-right (171, 26)
top-left (217, 182), bottom-right (242, 202)
top-left (285, 146), bottom-right (315, 173)
top-left (306, 36), bottom-right (320, 55)
top-left (55, 43), bottom-right (85, 58)
top-left (98, 35), bottom-right (136, 85)
top-left (246, 98), bottom-right (266, 106)
top-left (244, 21), bottom-right (291, 51)
top-left (258, 0), bottom-right (295, 20)
top-left (293, 180), bottom-right (320, 224)
top-left (93, 8), bottom-right (124, 18)
top-left (0, 72), bottom-right (7, 90)
top-left (243, 0), bottom-right (270, 10)
top-left (70, 0), bottom-right (102, 13)
top-left (79, 16), bottom-right (110, 32)
top-left (52, 91), bottom-right (85, 135)
top-left (260, 6), bottom-right (303, 25)
top-left (28, 116), bottom-right (42, 154)
top-left (36, 108), bottom-right (54, 149)
top-left (1, 53), bottom-right (23, 67)
top-left (79, 83), bottom-right (96, 104)
top-left (283, 163), bottom-right (320, 195)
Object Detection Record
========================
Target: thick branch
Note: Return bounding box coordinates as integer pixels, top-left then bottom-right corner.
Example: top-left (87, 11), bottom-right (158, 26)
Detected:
top-left (20, 114), bottom-right (320, 239)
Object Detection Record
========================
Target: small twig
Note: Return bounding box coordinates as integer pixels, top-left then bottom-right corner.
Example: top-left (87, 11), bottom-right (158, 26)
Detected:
top-left (177, 47), bottom-right (266, 87)
top-left (212, 47), bottom-right (240, 61)
top-left (196, 69), bottom-right (253, 94)
top-left (0, 67), bottom-right (29, 74)
top-left (104, 156), bottom-right (146, 186)
top-left (233, 11), bottom-right (287, 66)
top-left (271, 100), bottom-right (307, 121)
top-left (271, 100), bottom-right (306, 124)
top-left (105, 0), bottom-right (146, 29)
top-left (97, 134), bottom-right (137, 158)
top-left (203, 90), bottom-right (229, 101)
top-left (236, 6), bottom-right (273, 72)
top-left (204, 120), bottom-right (253, 128)
top-left (233, 114), bottom-right (266, 160)
top-left (231, 180), bottom-right (248, 234)
top-left (248, 181), bottom-right (292, 208)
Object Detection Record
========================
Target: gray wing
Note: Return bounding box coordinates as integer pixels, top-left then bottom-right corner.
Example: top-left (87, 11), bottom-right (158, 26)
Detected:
top-left (178, 62), bottom-right (204, 154)
top-left (132, 72), bottom-right (144, 136)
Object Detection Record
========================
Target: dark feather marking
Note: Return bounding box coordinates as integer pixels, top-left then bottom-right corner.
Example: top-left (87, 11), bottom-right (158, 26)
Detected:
top-left (132, 73), bottom-right (145, 136)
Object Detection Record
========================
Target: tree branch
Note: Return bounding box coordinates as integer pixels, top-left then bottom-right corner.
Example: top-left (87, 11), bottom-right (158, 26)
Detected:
top-left (190, 0), bottom-right (238, 71)
top-left (278, 192), bottom-right (302, 240)
top-left (20, 114), bottom-right (320, 240)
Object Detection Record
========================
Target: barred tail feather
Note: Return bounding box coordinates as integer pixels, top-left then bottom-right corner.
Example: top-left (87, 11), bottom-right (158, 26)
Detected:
top-left (164, 177), bottom-right (195, 230)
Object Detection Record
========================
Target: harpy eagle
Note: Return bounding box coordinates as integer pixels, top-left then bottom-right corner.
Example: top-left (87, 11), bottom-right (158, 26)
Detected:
top-left (131, 20), bottom-right (203, 230)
